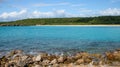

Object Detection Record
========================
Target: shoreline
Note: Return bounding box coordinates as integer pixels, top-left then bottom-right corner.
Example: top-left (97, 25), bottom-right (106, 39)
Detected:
top-left (35, 25), bottom-right (120, 27)
top-left (1, 24), bottom-right (120, 27)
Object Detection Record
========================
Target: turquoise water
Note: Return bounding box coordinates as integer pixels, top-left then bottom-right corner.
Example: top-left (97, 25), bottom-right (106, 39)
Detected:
top-left (0, 26), bottom-right (120, 55)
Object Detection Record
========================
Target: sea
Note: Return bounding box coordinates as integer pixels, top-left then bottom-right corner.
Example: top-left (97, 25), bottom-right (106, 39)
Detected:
top-left (0, 26), bottom-right (120, 56)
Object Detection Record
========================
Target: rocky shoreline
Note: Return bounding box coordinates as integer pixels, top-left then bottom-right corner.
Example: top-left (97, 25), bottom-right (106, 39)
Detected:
top-left (0, 49), bottom-right (120, 67)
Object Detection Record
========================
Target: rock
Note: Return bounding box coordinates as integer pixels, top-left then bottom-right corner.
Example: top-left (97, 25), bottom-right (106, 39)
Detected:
top-left (91, 54), bottom-right (101, 58)
top-left (58, 56), bottom-right (66, 63)
top-left (9, 55), bottom-right (25, 66)
top-left (52, 64), bottom-right (59, 67)
top-left (67, 63), bottom-right (74, 67)
top-left (5, 62), bottom-right (17, 67)
top-left (33, 54), bottom-right (41, 62)
top-left (0, 56), bottom-right (8, 67)
top-left (64, 56), bottom-right (75, 64)
top-left (84, 58), bottom-right (92, 64)
top-left (50, 59), bottom-right (57, 64)
top-left (24, 62), bottom-right (34, 67)
top-left (39, 53), bottom-right (48, 59)
top-left (76, 59), bottom-right (84, 65)
top-left (116, 48), bottom-right (120, 52)
top-left (105, 50), bottom-right (120, 62)
top-left (113, 51), bottom-right (120, 61)
top-left (24, 55), bottom-right (33, 63)
top-left (34, 64), bottom-right (42, 67)
top-left (111, 61), bottom-right (120, 66)
top-left (11, 50), bottom-right (23, 55)
top-left (106, 52), bottom-right (115, 60)
top-left (6, 50), bottom-right (23, 58)
top-left (47, 55), bottom-right (58, 61)
top-left (91, 58), bottom-right (100, 66)
top-left (1, 49), bottom-right (120, 67)
top-left (42, 60), bottom-right (50, 66)
top-left (74, 52), bottom-right (82, 59)
top-left (81, 52), bottom-right (90, 59)
top-left (21, 55), bottom-right (28, 61)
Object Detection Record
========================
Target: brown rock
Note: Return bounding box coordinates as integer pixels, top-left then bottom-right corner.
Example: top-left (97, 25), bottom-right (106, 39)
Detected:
top-left (21, 55), bottom-right (28, 61)
top-left (0, 56), bottom-right (8, 67)
top-left (76, 59), bottom-right (84, 65)
top-left (74, 52), bottom-right (82, 59)
top-left (52, 63), bottom-right (59, 67)
top-left (81, 52), bottom-right (90, 59)
top-left (91, 54), bottom-right (101, 58)
top-left (33, 54), bottom-right (41, 62)
top-left (6, 62), bottom-right (17, 67)
top-left (42, 59), bottom-right (50, 66)
top-left (50, 59), bottom-right (57, 64)
top-left (34, 64), bottom-right (42, 67)
top-left (113, 51), bottom-right (120, 61)
top-left (47, 55), bottom-right (58, 61)
top-left (58, 56), bottom-right (66, 63)
top-left (84, 58), bottom-right (92, 64)
top-left (6, 50), bottom-right (23, 58)
top-left (106, 52), bottom-right (115, 60)
top-left (64, 56), bottom-right (75, 64)
top-left (67, 63), bottom-right (74, 67)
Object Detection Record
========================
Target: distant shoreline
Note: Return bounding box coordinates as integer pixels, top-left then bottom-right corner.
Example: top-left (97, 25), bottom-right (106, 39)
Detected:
top-left (1, 24), bottom-right (120, 27)
top-left (35, 25), bottom-right (120, 26)
top-left (0, 25), bottom-right (120, 27)
top-left (0, 16), bottom-right (120, 26)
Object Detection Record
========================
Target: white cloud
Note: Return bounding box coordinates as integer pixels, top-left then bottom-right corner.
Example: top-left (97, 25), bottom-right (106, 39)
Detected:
top-left (1, 8), bottom-right (120, 21)
top-left (100, 8), bottom-right (120, 16)
top-left (33, 2), bottom-right (69, 7)
top-left (32, 11), bottom-right (54, 18)
top-left (0, 9), bottom-right (27, 19)
top-left (31, 10), bottom-right (69, 18)
top-left (0, 9), bottom-right (75, 21)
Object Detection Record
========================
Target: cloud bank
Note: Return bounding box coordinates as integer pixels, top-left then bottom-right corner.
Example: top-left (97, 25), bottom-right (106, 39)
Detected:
top-left (0, 8), bottom-right (120, 21)
top-left (100, 8), bottom-right (120, 16)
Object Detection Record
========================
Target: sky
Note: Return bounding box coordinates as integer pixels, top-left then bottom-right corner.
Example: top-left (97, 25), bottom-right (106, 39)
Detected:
top-left (0, 0), bottom-right (120, 21)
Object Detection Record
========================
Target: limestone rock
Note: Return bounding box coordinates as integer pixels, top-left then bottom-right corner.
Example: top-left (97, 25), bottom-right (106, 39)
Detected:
top-left (50, 59), bottom-right (57, 64)
top-left (34, 64), bottom-right (42, 67)
top-left (42, 60), bottom-right (50, 66)
top-left (34, 54), bottom-right (41, 62)
top-left (76, 59), bottom-right (84, 65)
top-left (58, 56), bottom-right (66, 63)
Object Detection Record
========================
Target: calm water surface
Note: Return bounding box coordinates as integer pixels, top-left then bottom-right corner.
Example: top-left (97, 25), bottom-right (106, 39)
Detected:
top-left (0, 26), bottom-right (120, 55)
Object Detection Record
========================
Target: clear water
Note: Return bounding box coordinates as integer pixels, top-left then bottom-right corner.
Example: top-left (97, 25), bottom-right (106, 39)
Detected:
top-left (0, 26), bottom-right (120, 55)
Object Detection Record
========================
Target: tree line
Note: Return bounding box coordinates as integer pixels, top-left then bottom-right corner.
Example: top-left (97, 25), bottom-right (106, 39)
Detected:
top-left (0, 16), bottom-right (120, 26)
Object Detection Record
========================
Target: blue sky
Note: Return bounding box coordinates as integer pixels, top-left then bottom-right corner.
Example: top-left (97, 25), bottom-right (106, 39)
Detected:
top-left (0, 0), bottom-right (120, 21)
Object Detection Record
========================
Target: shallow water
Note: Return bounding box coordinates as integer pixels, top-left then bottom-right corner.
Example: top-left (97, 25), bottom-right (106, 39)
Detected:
top-left (0, 26), bottom-right (120, 55)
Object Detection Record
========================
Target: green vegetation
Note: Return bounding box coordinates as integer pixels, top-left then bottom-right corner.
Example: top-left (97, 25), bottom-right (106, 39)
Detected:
top-left (0, 16), bottom-right (120, 26)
